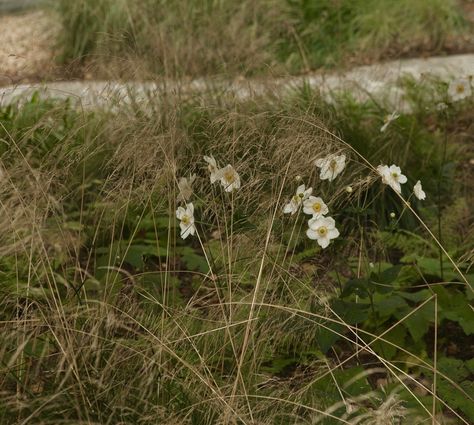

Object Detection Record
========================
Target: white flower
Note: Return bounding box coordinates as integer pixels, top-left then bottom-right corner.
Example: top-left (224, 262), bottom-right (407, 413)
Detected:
top-left (203, 155), bottom-right (219, 183)
top-left (314, 154), bottom-right (346, 181)
top-left (306, 216), bottom-right (339, 249)
top-left (436, 102), bottom-right (448, 111)
top-left (177, 174), bottom-right (196, 202)
top-left (303, 196), bottom-right (328, 218)
top-left (345, 186), bottom-right (353, 193)
top-left (380, 111), bottom-right (400, 133)
top-left (390, 212), bottom-right (396, 219)
top-left (377, 164), bottom-right (407, 194)
top-left (283, 184), bottom-right (313, 215)
top-left (448, 78), bottom-right (472, 102)
top-left (413, 180), bottom-right (426, 200)
top-left (176, 203), bottom-right (196, 239)
top-left (218, 164), bottom-right (241, 192)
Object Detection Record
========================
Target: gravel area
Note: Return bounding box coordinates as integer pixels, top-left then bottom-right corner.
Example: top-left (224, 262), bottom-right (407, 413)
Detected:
top-left (0, 10), bottom-right (59, 86)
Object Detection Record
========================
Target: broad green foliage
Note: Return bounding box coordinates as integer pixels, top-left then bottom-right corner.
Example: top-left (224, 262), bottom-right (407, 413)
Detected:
top-left (330, 258), bottom-right (474, 420)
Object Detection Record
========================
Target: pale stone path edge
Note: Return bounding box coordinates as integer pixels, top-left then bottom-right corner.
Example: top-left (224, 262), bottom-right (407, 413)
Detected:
top-left (1, 54), bottom-right (473, 110)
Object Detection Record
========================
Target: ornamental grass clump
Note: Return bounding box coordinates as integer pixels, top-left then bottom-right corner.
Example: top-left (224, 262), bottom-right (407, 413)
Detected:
top-left (0, 82), bottom-right (472, 424)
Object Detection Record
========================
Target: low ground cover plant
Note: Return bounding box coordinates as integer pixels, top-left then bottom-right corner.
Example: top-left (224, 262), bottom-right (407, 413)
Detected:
top-left (0, 77), bottom-right (473, 423)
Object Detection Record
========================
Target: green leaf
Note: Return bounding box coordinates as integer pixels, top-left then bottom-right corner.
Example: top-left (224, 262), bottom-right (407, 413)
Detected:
top-left (177, 246), bottom-right (209, 273)
top-left (433, 286), bottom-right (474, 335)
top-left (371, 325), bottom-right (406, 360)
top-left (316, 322), bottom-right (344, 353)
top-left (376, 265), bottom-right (403, 284)
top-left (372, 294), bottom-right (408, 318)
top-left (123, 244), bottom-right (160, 270)
top-left (332, 299), bottom-right (370, 324)
top-left (398, 299), bottom-right (434, 342)
top-left (341, 278), bottom-right (370, 298)
top-left (399, 289), bottom-right (431, 303)
top-left (437, 357), bottom-right (469, 382)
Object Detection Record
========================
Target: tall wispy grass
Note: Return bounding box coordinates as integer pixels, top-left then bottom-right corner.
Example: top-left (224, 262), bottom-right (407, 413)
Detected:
top-left (54, 0), bottom-right (470, 78)
top-left (0, 80), bottom-right (473, 423)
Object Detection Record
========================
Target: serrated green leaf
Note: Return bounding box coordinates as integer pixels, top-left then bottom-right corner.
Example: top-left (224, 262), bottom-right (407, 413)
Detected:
top-left (398, 299), bottom-right (434, 342)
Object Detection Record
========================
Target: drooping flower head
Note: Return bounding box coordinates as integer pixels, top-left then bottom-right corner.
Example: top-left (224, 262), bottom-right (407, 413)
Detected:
top-left (177, 174), bottom-right (196, 202)
top-left (283, 184), bottom-right (313, 215)
top-left (306, 216), bottom-right (339, 249)
top-left (176, 203), bottom-right (196, 239)
top-left (380, 111), bottom-right (400, 133)
top-left (413, 180), bottom-right (426, 200)
top-left (303, 196), bottom-right (328, 218)
top-left (315, 154), bottom-right (346, 181)
top-left (203, 155), bottom-right (219, 183)
top-left (377, 164), bottom-right (407, 194)
top-left (218, 164), bottom-right (241, 192)
top-left (448, 78), bottom-right (472, 102)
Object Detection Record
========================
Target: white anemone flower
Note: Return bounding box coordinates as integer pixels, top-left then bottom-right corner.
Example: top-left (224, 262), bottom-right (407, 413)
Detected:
top-left (203, 155), bottom-right (220, 183)
top-left (448, 78), bottom-right (472, 102)
top-left (303, 196), bottom-right (328, 218)
top-left (307, 216), bottom-right (339, 249)
top-left (413, 180), bottom-right (426, 200)
top-left (218, 164), bottom-right (241, 192)
top-left (380, 111), bottom-right (400, 133)
top-left (314, 154), bottom-right (346, 181)
top-left (283, 184), bottom-right (313, 215)
top-left (176, 203), bottom-right (196, 239)
top-left (377, 164), bottom-right (407, 194)
top-left (177, 174), bottom-right (196, 202)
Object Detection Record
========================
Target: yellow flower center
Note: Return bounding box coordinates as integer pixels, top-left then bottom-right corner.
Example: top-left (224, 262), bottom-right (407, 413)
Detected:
top-left (181, 215), bottom-right (190, 225)
top-left (318, 227), bottom-right (328, 236)
top-left (312, 202), bottom-right (321, 213)
top-left (298, 192), bottom-right (305, 199)
top-left (391, 172), bottom-right (398, 179)
top-left (224, 171), bottom-right (235, 183)
top-left (456, 84), bottom-right (465, 94)
top-left (330, 160), bottom-right (337, 170)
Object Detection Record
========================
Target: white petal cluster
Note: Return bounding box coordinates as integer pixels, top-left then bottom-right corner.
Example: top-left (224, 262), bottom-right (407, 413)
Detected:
top-left (218, 164), bottom-right (241, 192)
top-left (284, 182), bottom-right (338, 248)
top-left (314, 154), bottom-right (346, 182)
top-left (307, 216), bottom-right (340, 249)
top-left (177, 174), bottom-right (196, 202)
top-left (303, 196), bottom-right (328, 218)
top-left (204, 155), bottom-right (220, 183)
top-left (380, 111), bottom-right (400, 133)
top-left (283, 184), bottom-right (312, 215)
top-left (413, 180), bottom-right (426, 200)
top-left (203, 155), bottom-right (241, 192)
top-left (376, 164), bottom-right (407, 194)
top-left (448, 78), bottom-right (472, 102)
top-left (176, 203), bottom-right (196, 239)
